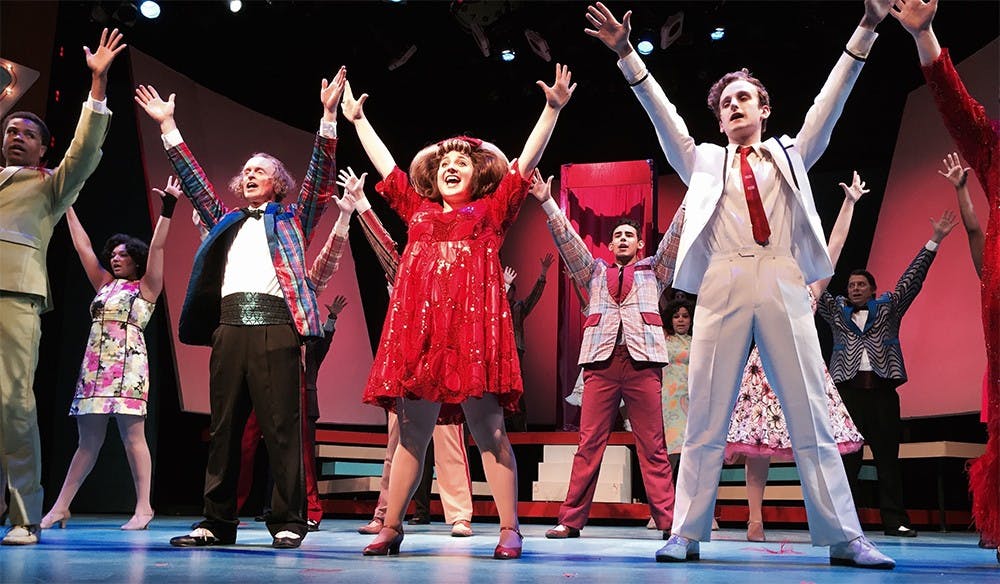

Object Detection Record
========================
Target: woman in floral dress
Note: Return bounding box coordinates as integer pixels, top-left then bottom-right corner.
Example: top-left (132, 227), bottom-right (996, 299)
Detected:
top-left (341, 64), bottom-right (574, 559)
top-left (40, 178), bottom-right (178, 531)
top-left (661, 298), bottom-right (694, 479)
top-left (724, 173), bottom-right (868, 542)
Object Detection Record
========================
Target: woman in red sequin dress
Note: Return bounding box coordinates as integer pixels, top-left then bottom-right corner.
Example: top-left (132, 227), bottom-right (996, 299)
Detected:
top-left (894, 0), bottom-right (999, 557)
top-left (341, 65), bottom-right (576, 559)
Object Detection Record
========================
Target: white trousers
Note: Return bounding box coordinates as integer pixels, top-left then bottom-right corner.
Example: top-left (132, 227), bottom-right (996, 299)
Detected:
top-left (672, 249), bottom-right (862, 545)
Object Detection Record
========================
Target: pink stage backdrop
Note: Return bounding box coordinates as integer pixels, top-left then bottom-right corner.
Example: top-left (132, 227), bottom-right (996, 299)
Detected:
top-left (130, 50), bottom-right (381, 424)
top-left (870, 40), bottom-right (997, 418)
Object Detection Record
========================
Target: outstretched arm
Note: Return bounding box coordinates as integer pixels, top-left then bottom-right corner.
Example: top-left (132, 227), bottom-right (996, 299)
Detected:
top-left (521, 253), bottom-right (554, 316)
top-left (939, 152), bottom-right (983, 278)
top-left (809, 171), bottom-right (868, 298)
top-left (516, 64), bottom-right (576, 178)
top-left (892, 210), bottom-right (957, 315)
top-left (341, 81), bottom-right (396, 179)
top-left (84, 27), bottom-right (127, 102)
top-left (140, 176), bottom-right (181, 302)
top-left (890, 0), bottom-right (941, 65)
top-left (309, 169), bottom-right (359, 297)
top-left (531, 170), bottom-right (597, 289)
top-left (65, 206), bottom-right (112, 292)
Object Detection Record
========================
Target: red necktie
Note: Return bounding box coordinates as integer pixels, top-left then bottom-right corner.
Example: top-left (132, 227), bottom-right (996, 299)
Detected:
top-left (739, 146), bottom-right (770, 246)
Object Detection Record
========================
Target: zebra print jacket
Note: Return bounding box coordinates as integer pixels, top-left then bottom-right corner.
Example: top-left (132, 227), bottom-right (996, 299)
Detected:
top-left (818, 245), bottom-right (937, 388)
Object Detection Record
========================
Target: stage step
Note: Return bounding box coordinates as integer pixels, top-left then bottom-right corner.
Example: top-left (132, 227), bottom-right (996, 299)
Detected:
top-left (533, 445), bottom-right (631, 503)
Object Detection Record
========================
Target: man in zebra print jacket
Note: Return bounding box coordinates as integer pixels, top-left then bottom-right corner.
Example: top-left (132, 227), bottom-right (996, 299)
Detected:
top-left (818, 211), bottom-right (958, 539)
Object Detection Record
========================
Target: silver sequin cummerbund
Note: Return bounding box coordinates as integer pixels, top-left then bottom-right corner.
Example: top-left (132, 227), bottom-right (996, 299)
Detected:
top-left (220, 292), bottom-right (293, 326)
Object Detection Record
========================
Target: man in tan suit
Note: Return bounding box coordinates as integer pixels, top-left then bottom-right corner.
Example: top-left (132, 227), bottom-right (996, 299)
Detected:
top-left (0, 28), bottom-right (124, 546)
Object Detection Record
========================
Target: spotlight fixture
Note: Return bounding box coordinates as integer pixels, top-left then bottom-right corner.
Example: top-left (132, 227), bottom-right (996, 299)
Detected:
top-left (470, 22), bottom-right (490, 57)
top-left (113, 1), bottom-right (139, 26)
top-left (710, 27), bottom-right (725, 41)
top-left (636, 29), bottom-right (656, 56)
top-left (500, 48), bottom-right (516, 63)
top-left (660, 11), bottom-right (683, 50)
top-left (139, 0), bottom-right (160, 19)
top-left (228, 0), bottom-right (242, 13)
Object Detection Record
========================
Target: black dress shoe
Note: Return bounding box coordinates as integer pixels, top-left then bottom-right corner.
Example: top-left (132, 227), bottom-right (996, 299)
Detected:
top-left (254, 513), bottom-right (271, 523)
top-left (272, 534), bottom-right (303, 549)
top-left (307, 519), bottom-right (320, 532)
top-left (169, 529), bottom-right (236, 547)
top-left (407, 515), bottom-right (430, 525)
top-left (883, 526), bottom-right (917, 537)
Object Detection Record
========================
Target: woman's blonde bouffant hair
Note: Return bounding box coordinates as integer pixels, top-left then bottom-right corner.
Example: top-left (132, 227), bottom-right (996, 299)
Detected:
top-left (408, 137), bottom-right (509, 203)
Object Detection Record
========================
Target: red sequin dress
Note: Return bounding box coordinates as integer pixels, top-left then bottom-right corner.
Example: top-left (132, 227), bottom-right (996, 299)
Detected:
top-left (363, 165), bottom-right (529, 423)
top-left (923, 48), bottom-right (1000, 545)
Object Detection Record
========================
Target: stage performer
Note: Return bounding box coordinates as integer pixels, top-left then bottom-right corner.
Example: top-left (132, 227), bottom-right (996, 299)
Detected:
top-left (331, 169), bottom-right (476, 539)
top-left (725, 173), bottom-right (869, 542)
top-left (0, 28), bottom-right (125, 546)
top-left (504, 253), bottom-right (554, 432)
top-left (341, 63), bottom-right (575, 559)
top-left (533, 172), bottom-right (679, 541)
top-left (891, 0), bottom-right (1000, 558)
top-left (584, 1), bottom-right (896, 568)
top-left (39, 178), bottom-right (178, 532)
top-left (134, 65), bottom-right (346, 550)
top-left (818, 211), bottom-right (957, 538)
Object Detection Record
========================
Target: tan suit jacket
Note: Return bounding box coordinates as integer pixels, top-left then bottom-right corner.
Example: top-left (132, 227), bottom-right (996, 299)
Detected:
top-left (0, 104), bottom-right (110, 312)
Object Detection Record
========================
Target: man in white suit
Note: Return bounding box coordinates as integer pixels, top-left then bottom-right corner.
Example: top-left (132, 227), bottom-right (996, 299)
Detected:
top-left (585, 1), bottom-right (895, 569)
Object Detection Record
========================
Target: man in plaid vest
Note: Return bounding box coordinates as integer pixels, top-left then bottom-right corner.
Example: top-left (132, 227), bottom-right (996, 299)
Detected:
top-left (530, 174), bottom-right (680, 541)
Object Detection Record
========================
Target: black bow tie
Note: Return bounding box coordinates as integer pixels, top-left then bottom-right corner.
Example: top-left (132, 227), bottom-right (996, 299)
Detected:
top-left (851, 305), bottom-right (867, 314)
top-left (244, 208), bottom-right (264, 220)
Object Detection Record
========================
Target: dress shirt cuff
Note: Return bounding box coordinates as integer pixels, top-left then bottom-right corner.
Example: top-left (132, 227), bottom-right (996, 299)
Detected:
top-left (319, 120), bottom-right (338, 139)
top-left (617, 51), bottom-right (648, 85)
top-left (323, 317), bottom-right (336, 332)
top-left (925, 240), bottom-right (939, 252)
top-left (333, 213), bottom-right (351, 236)
top-left (85, 93), bottom-right (109, 114)
top-left (161, 129), bottom-right (184, 149)
top-left (354, 197), bottom-right (372, 214)
top-left (540, 198), bottom-right (561, 217)
top-left (845, 27), bottom-right (878, 60)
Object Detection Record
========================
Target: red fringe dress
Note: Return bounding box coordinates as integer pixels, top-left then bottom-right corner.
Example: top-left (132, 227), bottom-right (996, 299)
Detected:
top-left (363, 165), bottom-right (529, 423)
top-left (923, 48), bottom-right (999, 545)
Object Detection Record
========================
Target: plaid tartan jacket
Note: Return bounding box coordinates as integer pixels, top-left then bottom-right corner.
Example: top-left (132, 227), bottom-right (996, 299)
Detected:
top-left (169, 134), bottom-right (337, 345)
top-left (548, 206), bottom-right (683, 365)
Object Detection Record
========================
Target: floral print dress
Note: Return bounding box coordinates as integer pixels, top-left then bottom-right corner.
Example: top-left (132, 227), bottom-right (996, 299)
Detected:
top-left (70, 279), bottom-right (155, 416)
top-left (661, 333), bottom-right (691, 455)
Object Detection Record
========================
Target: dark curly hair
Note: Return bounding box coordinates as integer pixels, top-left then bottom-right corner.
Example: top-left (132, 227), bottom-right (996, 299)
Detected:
top-left (227, 152), bottom-right (297, 203)
top-left (609, 218), bottom-right (643, 241)
top-left (409, 138), bottom-right (508, 203)
top-left (100, 234), bottom-right (149, 279)
top-left (706, 69), bottom-right (771, 134)
top-left (661, 298), bottom-right (695, 335)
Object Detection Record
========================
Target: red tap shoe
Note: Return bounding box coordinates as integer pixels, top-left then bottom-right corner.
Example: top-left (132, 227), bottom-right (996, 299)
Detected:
top-left (493, 526), bottom-right (522, 560)
top-left (362, 525), bottom-right (404, 556)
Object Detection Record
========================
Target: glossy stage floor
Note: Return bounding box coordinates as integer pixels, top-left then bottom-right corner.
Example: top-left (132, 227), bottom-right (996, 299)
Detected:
top-left (2, 517), bottom-right (996, 583)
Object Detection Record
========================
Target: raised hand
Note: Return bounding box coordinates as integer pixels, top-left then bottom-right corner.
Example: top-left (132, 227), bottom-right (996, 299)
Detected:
top-left (837, 171), bottom-right (870, 203)
top-left (326, 294), bottom-right (348, 317)
top-left (84, 28), bottom-right (127, 79)
top-left (321, 66), bottom-right (347, 122)
top-left (537, 63), bottom-right (577, 111)
top-left (529, 169), bottom-right (554, 203)
top-left (937, 152), bottom-right (969, 189)
top-left (540, 252), bottom-right (555, 272)
top-left (861, 0), bottom-right (893, 30)
top-left (153, 175), bottom-right (182, 200)
top-left (134, 85), bottom-right (177, 133)
top-left (503, 266), bottom-right (518, 287)
top-left (333, 191), bottom-right (357, 215)
top-left (930, 209), bottom-right (959, 242)
top-left (584, 3), bottom-right (633, 57)
top-left (341, 81), bottom-right (369, 125)
top-left (337, 167), bottom-right (369, 202)
top-left (889, 0), bottom-right (937, 36)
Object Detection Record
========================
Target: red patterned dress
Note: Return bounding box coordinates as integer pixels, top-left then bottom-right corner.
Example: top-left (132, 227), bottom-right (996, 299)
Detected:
top-left (923, 48), bottom-right (1000, 546)
top-left (363, 164), bottom-right (529, 423)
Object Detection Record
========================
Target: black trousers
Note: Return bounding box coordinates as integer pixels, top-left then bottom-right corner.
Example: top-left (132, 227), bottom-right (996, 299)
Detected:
top-left (199, 324), bottom-right (306, 539)
top-left (838, 378), bottom-right (911, 530)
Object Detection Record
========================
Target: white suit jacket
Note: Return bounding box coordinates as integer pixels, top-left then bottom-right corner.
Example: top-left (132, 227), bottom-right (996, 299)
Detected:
top-left (618, 27), bottom-right (877, 293)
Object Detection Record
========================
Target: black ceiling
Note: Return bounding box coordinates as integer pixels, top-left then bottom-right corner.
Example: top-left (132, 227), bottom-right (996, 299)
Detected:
top-left (58, 0), bottom-right (998, 177)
